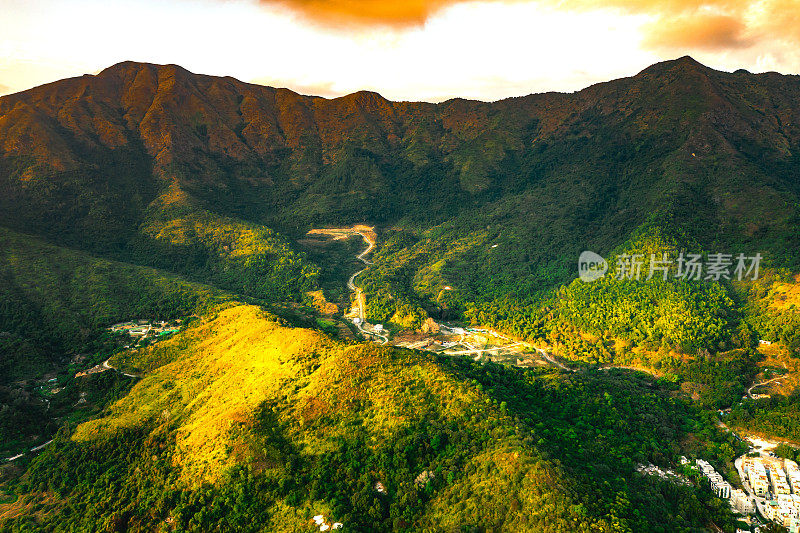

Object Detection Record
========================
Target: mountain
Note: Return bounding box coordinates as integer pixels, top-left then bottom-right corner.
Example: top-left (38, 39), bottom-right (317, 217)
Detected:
top-left (1, 57), bottom-right (800, 531)
top-left (0, 59), bottom-right (798, 327)
top-left (1, 56), bottom-right (798, 267)
top-left (1, 54), bottom-right (799, 397)
top-left (3, 57), bottom-right (798, 242)
top-left (1, 302), bottom-right (740, 531)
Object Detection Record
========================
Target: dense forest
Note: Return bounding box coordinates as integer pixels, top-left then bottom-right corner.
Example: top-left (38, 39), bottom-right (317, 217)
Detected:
top-left (728, 393), bottom-right (800, 443)
top-left (1, 56), bottom-right (800, 343)
top-left (1, 56), bottom-right (800, 531)
top-left (0, 305), bottom-right (744, 532)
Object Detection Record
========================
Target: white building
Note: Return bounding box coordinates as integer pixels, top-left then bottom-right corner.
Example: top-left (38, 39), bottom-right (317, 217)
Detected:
top-left (713, 480), bottom-right (732, 499)
top-left (764, 501), bottom-right (780, 521)
top-left (771, 466), bottom-right (792, 495)
top-left (697, 459), bottom-right (734, 501)
top-left (785, 460), bottom-right (800, 494)
top-left (731, 489), bottom-right (755, 514)
top-left (745, 459), bottom-right (770, 497)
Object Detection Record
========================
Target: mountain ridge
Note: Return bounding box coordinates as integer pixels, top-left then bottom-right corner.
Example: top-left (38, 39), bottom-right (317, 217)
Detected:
top-left (2, 56), bottom-right (799, 532)
top-left (1, 55), bottom-right (798, 336)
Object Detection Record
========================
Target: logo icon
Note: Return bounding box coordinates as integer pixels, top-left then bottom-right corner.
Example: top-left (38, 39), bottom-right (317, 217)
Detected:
top-left (578, 251), bottom-right (607, 282)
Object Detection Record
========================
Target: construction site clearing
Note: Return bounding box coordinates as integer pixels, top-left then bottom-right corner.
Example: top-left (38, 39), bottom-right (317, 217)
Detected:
top-left (393, 323), bottom-right (556, 368)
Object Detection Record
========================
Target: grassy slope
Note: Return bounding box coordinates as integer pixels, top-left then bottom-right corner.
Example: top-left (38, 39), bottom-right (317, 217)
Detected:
top-left (1, 304), bottom-right (740, 532)
top-left (76, 305), bottom-right (329, 484)
top-left (128, 185), bottom-right (321, 302)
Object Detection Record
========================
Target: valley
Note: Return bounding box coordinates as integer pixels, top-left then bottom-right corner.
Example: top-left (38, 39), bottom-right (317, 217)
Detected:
top-left (292, 222), bottom-right (800, 530)
top-left (0, 56), bottom-right (799, 532)
top-left (305, 226), bottom-right (575, 372)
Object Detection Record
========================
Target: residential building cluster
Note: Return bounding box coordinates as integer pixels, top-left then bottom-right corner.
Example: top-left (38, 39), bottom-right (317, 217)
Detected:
top-left (741, 456), bottom-right (800, 532)
top-left (742, 456), bottom-right (799, 497)
top-left (761, 495), bottom-right (800, 533)
top-left (109, 319), bottom-right (181, 340)
top-left (697, 460), bottom-right (732, 499)
top-left (635, 462), bottom-right (691, 486)
top-left (695, 459), bottom-right (755, 515)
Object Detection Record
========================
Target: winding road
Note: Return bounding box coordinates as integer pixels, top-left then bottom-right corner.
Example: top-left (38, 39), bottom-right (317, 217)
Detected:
top-left (347, 233), bottom-right (373, 290)
top-left (3, 439), bottom-right (53, 463)
top-left (310, 227), bottom-right (574, 360)
top-left (344, 230), bottom-right (388, 344)
top-left (539, 351), bottom-right (574, 372)
top-left (347, 233), bottom-right (372, 322)
top-left (747, 375), bottom-right (783, 398)
top-left (102, 358), bottom-right (140, 379)
top-left (442, 342), bottom-right (524, 355)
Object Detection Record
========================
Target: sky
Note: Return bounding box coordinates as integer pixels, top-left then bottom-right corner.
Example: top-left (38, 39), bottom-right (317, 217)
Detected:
top-left (1, 0), bottom-right (798, 102)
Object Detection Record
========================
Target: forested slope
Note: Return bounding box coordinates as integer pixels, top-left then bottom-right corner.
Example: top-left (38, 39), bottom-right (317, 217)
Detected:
top-left (2, 304), bottom-right (740, 532)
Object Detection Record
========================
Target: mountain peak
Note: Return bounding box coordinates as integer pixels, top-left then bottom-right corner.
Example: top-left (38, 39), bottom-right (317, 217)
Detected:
top-left (637, 55), bottom-right (714, 78)
top-left (673, 55), bottom-right (706, 67)
top-left (336, 89), bottom-right (389, 105)
top-left (98, 60), bottom-right (191, 76)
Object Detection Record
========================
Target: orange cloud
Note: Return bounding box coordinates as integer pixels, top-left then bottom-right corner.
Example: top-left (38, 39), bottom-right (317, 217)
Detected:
top-left (569, 0), bottom-right (796, 50)
top-left (258, 0), bottom-right (800, 51)
top-left (267, 0), bottom-right (457, 26)
top-left (642, 13), bottom-right (751, 49)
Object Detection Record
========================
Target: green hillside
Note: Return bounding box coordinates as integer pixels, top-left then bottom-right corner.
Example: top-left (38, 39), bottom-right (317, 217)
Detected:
top-left (1, 305), bottom-right (740, 532)
top-left (1, 56), bottom-right (799, 531)
top-left (0, 227), bottom-right (232, 457)
top-left (0, 227), bottom-right (229, 380)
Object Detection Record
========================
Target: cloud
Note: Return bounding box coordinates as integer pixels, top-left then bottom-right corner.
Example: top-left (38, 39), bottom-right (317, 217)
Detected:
top-left (573, 0), bottom-right (797, 51)
top-left (642, 13), bottom-right (751, 50)
top-left (256, 0), bottom-right (800, 52)
top-left (265, 0), bottom-right (457, 26)
top-left (0, 83), bottom-right (10, 96)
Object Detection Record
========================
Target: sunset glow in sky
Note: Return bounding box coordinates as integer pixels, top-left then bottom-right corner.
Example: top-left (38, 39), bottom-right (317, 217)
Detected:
top-left (1, 0), bottom-right (799, 102)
